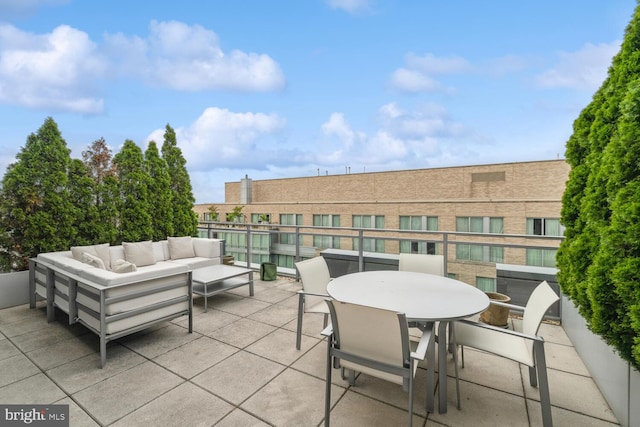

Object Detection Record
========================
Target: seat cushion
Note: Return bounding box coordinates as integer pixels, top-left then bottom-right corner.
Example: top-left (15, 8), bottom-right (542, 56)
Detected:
top-left (81, 252), bottom-right (106, 270)
top-left (168, 236), bottom-right (196, 260)
top-left (71, 243), bottom-right (110, 269)
top-left (123, 241), bottom-right (156, 267)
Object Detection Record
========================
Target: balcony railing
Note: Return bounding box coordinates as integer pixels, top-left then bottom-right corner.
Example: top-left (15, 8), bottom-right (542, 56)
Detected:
top-left (197, 220), bottom-right (563, 278)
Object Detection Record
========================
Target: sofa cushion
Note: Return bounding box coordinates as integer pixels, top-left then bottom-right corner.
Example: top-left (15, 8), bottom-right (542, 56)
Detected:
top-left (71, 243), bottom-right (110, 269)
top-left (78, 261), bottom-right (188, 287)
top-left (170, 257), bottom-right (219, 269)
top-left (123, 241), bottom-right (156, 267)
top-left (81, 252), bottom-right (106, 270)
top-left (112, 258), bottom-right (137, 273)
top-left (168, 236), bottom-right (195, 260)
top-left (193, 238), bottom-right (221, 258)
top-left (152, 241), bottom-right (167, 262)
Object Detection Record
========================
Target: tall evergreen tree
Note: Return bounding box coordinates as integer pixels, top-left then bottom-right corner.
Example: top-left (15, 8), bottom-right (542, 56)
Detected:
top-left (557, 5), bottom-right (640, 369)
top-left (0, 117), bottom-right (75, 271)
top-left (145, 141), bottom-right (174, 240)
top-left (113, 140), bottom-right (153, 242)
top-left (82, 138), bottom-right (118, 244)
top-left (67, 159), bottom-right (99, 245)
top-left (161, 124), bottom-right (198, 237)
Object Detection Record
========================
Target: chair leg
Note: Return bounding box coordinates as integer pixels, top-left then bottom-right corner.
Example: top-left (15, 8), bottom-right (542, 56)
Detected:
top-left (529, 365), bottom-right (538, 387)
top-left (325, 335), bottom-right (332, 426)
top-left (461, 345), bottom-right (465, 368)
top-left (296, 293), bottom-right (304, 350)
top-left (533, 341), bottom-right (553, 427)
top-left (408, 361), bottom-right (414, 427)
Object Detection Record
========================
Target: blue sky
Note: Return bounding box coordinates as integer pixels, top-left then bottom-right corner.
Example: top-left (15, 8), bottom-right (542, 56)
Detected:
top-left (0, 0), bottom-right (636, 203)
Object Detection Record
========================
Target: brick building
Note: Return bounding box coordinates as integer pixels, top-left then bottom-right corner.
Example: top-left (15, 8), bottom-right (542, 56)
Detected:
top-left (194, 159), bottom-right (569, 289)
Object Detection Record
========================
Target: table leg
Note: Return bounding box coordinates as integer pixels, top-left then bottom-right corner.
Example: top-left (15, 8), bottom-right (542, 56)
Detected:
top-left (438, 321), bottom-right (448, 413)
top-left (204, 282), bottom-right (208, 313)
top-left (426, 323), bottom-right (436, 413)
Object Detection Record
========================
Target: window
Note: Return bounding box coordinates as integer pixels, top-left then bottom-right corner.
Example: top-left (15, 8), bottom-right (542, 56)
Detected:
top-left (526, 218), bottom-right (563, 236)
top-left (313, 214), bottom-right (340, 227)
top-left (280, 214), bottom-right (303, 245)
top-left (352, 215), bottom-right (385, 253)
top-left (456, 216), bottom-right (504, 262)
top-left (526, 249), bottom-right (558, 268)
top-left (251, 213), bottom-right (271, 223)
top-left (476, 277), bottom-right (496, 292)
top-left (399, 215), bottom-right (438, 254)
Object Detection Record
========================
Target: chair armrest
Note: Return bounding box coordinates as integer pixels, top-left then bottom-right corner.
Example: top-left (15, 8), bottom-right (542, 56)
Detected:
top-left (297, 290), bottom-right (331, 298)
top-left (321, 324), bottom-right (333, 337)
top-left (456, 319), bottom-right (544, 343)
top-left (490, 300), bottom-right (525, 312)
top-left (411, 322), bottom-right (434, 361)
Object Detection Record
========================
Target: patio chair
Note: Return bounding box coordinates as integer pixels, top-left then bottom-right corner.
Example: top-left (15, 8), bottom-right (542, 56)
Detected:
top-left (294, 256), bottom-right (332, 350)
top-left (454, 280), bottom-right (559, 427)
top-left (322, 299), bottom-right (433, 427)
top-left (398, 253), bottom-right (445, 276)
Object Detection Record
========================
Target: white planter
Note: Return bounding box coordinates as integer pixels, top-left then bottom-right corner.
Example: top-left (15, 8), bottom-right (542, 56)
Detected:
top-left (562, 295), bottom-right (639, 427)
top-left (0, 270), bottom-right (30, 309)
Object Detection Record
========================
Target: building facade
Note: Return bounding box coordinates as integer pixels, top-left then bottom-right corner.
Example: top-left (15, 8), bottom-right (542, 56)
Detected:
top-left (194, 159), bottom-right (569, 290)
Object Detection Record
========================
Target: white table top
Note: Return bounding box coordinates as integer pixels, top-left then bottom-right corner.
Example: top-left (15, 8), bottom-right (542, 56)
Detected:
top-left (327, 270), bottom-right (489, 321)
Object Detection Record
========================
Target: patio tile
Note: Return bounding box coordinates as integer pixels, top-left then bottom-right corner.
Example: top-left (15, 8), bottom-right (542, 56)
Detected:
top-left (455, 347), bottom-right (524, 396)
top-left (0, 373), bottom-right (66, 404)
top-left (543, 341), bottom-right (590, 376)
top-left (0, 304), bottom-right (46, 326)
top-left (207, 317), bottom-right (277, 349)
top-left (46, 343), bottom-right (146, 394)
top-left (0, 308), bottom-right (57, 338)
top-left (26, 333), bottom-right (98, 370)
top-left (72, 361), bottom-right (183, 425)
top-left (0, 337), bottom-right (20, 361)
top-left (242, 368), bottom-right (344, 426)
top-left (111, 382), bottom-right (233, 427)
top-left (250, 287), bottom-right (294, 304)
top-left (247, 303), bottom-right (297, 327)
top-left (216, 408), bottom-right (270, 426)
top-left (55, 396), bottom-right (99, 427)
top-left (192, 351), bottom-right (284, 405)
top-left (522, 365), bottom-right (618, 423)
top-left (153, 336), bottom-right (238, 378)
top-left (9, 320), bottom-right (89, 353)
top-left (527, 398), bottom-right (620, 426)
top-left (291, 340), bottom-right (349, 386)
top-left (117, 323), bottom-right (201, 359)
top-left (328, 389), bottom-right (424, 427)
top-left (429, 377), bottom-right (530, 427)
top-left (177, 309), bottom-right (241, 335)
top-left (211, 297), bottom-right (271, 317)
top-left (275, 293), bottom-right (300, 309)
top-left (246, 328), bottom-right (318, 365)
top-left (0, 354), bottom-right (40, 387)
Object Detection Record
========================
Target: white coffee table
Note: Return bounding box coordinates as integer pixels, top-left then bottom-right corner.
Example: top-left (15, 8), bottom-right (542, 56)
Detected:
top-left (192, 265), bottom-right (254, 312)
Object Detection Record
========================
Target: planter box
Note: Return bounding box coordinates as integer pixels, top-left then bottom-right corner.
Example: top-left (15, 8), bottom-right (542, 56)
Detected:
top-left (0, 270), bottom-right (30, 309)
top-left (562, 295), bottom-right (639, 427)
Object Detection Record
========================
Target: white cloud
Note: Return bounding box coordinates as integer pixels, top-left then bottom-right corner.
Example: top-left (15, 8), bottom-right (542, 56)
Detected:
top-left (105, 20), bottom-right (286, 91)
top-left (389, 53), bottom-right (470, 93)
top-left (322, 112), bottom-right (356, 147)
top-left (147, 107), bottom-right (287, 171)
top-left (535, 41), bottom-right (621, 90)
top-left (0, 24), bottom-right (106, 113)
top-left (326, 0), bottom-right (371, 14)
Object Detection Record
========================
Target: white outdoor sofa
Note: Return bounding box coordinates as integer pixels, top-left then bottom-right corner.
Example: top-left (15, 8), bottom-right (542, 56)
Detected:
top-left (29, 237), bottom-right (224, 367)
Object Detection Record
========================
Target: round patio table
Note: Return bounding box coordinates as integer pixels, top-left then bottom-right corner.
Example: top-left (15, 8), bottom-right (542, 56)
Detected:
top-left (327, 270), bottom-right (489, 413)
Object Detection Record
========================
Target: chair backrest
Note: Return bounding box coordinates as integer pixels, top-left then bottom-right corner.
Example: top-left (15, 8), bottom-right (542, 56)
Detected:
top-left (522, 281), bottom-right (560, 337)
top-left (398, 253), bottom-right (444, 276)
top-left (295, 256), bottom-right (331, 295)
top-left (327, 299), bottom-right (410, 385)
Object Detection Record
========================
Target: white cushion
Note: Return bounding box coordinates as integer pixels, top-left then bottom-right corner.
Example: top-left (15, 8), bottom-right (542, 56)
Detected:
top-left (152, 241), bottom-right (167, 262)
top-left (109, 246), bottom-right (125, 269)
top-left (192, 238), bottom-right (221, 258)
top-left (168, 236), bottom-right (195, 260)
top-left (112, 258), bottom-right (137, 273)
top-left (81, 252), bottom-right (106, 270)
top-left (123, 241), bottom-right (156, 267)
top-left (71, 243), bottom-right (110, 268)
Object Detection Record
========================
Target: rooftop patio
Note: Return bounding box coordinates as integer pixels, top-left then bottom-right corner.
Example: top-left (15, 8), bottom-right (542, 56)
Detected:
top-left (0, 276), bottom-right (620, 426)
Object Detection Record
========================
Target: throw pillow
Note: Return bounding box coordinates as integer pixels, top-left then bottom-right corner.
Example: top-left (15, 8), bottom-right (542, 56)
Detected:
top-left (81, 252), bottom-right (106, 270)
top-left (168, 236), bottom-right (195, 260)
top-left (71, 243), bottom-right (110, 268)
top-left (112, 258), bottom-right (137, 273)
top-left (122, 241), bottom-right (156, 267)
